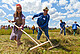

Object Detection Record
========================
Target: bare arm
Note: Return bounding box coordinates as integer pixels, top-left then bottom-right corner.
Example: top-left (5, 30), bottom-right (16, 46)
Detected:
top-left (22, 19), bottom-right (25, 26)
top-left (12, 21), bottom-right (15, 23)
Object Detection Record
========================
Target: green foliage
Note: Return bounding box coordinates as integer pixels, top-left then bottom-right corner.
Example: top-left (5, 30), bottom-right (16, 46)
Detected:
top-left (0, 29), bottom-right (12, 35)
top-left (0, 29), bottom-right (60, 35)
top-left (23, 29), bottom-right (37, 34)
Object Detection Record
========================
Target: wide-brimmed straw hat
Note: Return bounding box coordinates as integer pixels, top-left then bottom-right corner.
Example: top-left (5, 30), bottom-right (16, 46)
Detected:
top-left (43, 7), bottom-right (49, 11)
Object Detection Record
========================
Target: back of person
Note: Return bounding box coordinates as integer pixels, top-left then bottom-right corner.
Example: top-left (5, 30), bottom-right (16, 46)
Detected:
top-left (72, 24), bottom-right (78, 30)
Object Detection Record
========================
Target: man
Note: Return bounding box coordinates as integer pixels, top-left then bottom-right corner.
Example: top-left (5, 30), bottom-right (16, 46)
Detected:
top-left (32, 7), bottom-right (50, 40)
top-left (72, 21), bottom-right (80, 36)
top-left (60, 20), bottom-right (66, 36)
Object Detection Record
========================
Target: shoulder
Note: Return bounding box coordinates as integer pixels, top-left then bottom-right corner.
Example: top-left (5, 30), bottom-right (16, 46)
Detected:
top-left (63, 22), bottom-right (65, 24)
top-left (74, 23), bottom-right (76, 25)
top-left (60, 23), bottom-right (62, 24)
top-left (72, 24), bottom-right (74, 25)
top-left (39, 12), bottom-right (43, 15)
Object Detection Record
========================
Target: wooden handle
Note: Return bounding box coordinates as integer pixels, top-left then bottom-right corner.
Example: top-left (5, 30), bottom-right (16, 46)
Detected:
top-left (5, 18), bottom-right (39, 45)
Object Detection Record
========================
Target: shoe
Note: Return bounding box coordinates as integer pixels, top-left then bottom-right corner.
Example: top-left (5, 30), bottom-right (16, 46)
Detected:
top-left (17, 42), bottom-right (23, 47)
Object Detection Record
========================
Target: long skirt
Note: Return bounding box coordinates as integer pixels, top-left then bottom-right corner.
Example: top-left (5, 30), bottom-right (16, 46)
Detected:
top-left (10, 24), bottom-right (22, 40)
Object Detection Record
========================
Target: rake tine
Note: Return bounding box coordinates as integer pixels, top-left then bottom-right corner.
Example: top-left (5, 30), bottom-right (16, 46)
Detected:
top-left (30, 41), bottom-right (49, 50)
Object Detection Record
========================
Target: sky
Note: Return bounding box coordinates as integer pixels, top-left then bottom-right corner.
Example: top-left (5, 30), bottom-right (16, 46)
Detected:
top-left (0, 0), bottom-right (80, 28)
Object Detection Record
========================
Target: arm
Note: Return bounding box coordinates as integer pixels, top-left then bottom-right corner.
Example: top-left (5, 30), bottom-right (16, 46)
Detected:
top-left (37, 19), bottom-right (41, 27)
top-left (22, 19), bottom-right (25, 26)
top-left (21, 15), bottom-right (25, 27)
top-left (40, 15), bottom-right (50, 28)
top-left (33, 13), bottom-right (42, 18)
top-left (77, 24), bottom-right (80, 27)
top-left (65, 22), bottom-right (66, 25)
top-left (32, 13), bottom-right (43, 20)
top-left (19, 15), bottom-right (25, 29)
top-left (60, 26), bottom-right (63, 30)
top-left (12, 21), bottom-right (15, 23)
top-left (60, 23), bottom-right (63, 30)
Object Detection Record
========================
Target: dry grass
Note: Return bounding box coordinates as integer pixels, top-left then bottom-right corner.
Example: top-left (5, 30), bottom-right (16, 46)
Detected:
top-left (0, 32), bottom-right (80, 54)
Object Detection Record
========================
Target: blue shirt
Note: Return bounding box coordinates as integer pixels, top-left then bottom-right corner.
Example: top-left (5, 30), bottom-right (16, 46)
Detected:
top-left (67, 26), bottom-right (69, 27)
top-left (60, 22), bottom-right (66, 29)
top-left (72, 23), bottom-right (79, 30)
top-left (33, 13), bottom-right (50, 29)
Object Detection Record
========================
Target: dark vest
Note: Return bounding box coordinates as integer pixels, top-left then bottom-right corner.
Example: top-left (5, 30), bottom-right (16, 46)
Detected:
top-left (14, 14), bottom-right (22, 25)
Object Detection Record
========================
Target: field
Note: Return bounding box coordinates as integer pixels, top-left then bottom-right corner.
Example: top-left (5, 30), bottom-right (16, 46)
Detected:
top-left (0, 29), bottom-right (80, 54)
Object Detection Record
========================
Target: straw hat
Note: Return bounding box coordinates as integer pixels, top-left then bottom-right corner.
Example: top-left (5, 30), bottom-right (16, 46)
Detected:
top-left (43, 7), bottom-right (49, 11)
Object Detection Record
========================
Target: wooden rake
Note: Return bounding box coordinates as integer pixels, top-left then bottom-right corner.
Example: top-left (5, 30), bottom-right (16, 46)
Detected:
top-left (5, 18), bottom-right (49, 51)
top-left (33, 20), bottom-right (59, 50)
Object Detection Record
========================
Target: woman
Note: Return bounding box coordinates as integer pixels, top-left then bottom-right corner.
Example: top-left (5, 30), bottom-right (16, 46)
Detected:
top-left (8, 4), bottom-right (25, 47)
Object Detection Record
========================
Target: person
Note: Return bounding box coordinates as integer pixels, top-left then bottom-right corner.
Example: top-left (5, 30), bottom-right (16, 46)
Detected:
top-left (60, 20), bottom-right (66, 36)
top-left (67, 25), bottom-right (69, 28)
top-left (1, 25), bottom-right (3, 29)
top-left (11, 26), bottom-right (13, 29)
top-left (5, 25), bottom-right (8, 30)
top-left (32, 7), bottom-right (50, 40)
top-left (8, 25), bottom-right (10, 29)
top-left (32, 25), bottom-right (35, 34)
top-left (28, 26), bottom-right (30, 31)
top-left (8, 4), bottom-right (25, 47)
top-left (72, 21), bottom-right (80, 36)
top-left (25, 25), bottom-right (27, 28)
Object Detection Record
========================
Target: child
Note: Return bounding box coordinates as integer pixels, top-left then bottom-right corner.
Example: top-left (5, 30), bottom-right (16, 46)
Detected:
top-left (72, 21), bottom-right (80, 36)
top-left (32, 7), bottom-right (50, 40)
top-left (8, 4), bottom-right (25, 47)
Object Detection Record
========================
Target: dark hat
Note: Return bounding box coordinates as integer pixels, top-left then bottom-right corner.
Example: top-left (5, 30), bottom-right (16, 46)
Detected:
top-left (74, 21), bottom-right (77, 23)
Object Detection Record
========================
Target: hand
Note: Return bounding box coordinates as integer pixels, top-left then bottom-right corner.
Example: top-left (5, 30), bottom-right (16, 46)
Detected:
top-left (18, 25), bottom-right (24, 30)
top-left (32, 17), bottom-right (34, 20)
top-left (61, 28), bottom-right (63, 30)
top-left (8, 20), bottom-right (11, 22)
top-left (39, 27), bottom-right (41, 29)
top-left (18, 27), bottom-right (22, 30)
